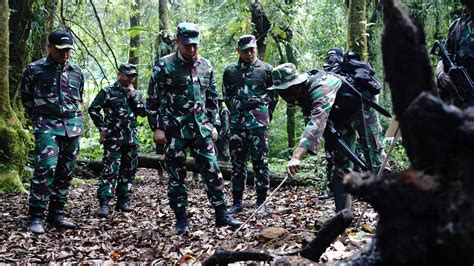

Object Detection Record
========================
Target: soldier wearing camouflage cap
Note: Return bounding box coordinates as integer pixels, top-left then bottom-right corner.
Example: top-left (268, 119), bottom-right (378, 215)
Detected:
top-left (222, 34), bottom-right (278, 215)
top-left (88, 63), bottom-right (147, 218)
top-left (21, 30), bottom-right (84, 234)
top-left (270, 63), bottom-right (357, 213)
top-left (146, 22), bottom-right (242, 234)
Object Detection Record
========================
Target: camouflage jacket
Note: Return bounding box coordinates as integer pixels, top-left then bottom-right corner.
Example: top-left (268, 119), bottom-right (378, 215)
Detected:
top-left (146, 51), bottom-right (220, 139)
top-left (447, 9), bottom-right (474, 77)
top-left (222, 58), bottom-right (278, 130)
top-left (20, 55), bottom-right (84, 137)
top-left (88, 81), bottom-right (147, 145)
top-left (297, 71), bottom-right (342, 153)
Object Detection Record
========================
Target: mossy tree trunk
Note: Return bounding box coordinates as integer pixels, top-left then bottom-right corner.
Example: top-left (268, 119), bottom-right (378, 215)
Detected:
top-left (347, 0), bottom-right (368, 61)
top-left (250, 0), bottom-right (270, 61)
top-left (129, 0), bottom-right (140, 88)
top-left (0, 0), bottom-right (28, 193)
top-left (8, 0), bottom-right (33, 124)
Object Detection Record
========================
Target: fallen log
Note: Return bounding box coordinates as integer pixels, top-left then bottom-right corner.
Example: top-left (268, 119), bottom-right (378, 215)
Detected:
top-left (77, 154), bottom-right (310, 187)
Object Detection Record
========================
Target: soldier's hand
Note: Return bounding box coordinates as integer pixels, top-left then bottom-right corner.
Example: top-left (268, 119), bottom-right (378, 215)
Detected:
top-left (154, 129), bottom-right (167, 144)
top-left (99, 130), bottom-right (108, 144)
top-left (287, 157), bottom-right (301, 178)
top-left (211, 127), bottom-right (218, 141)
top-left (127, 84), bottom-right (136, 97)
top-left (437, 72), bottom-right (457, 93)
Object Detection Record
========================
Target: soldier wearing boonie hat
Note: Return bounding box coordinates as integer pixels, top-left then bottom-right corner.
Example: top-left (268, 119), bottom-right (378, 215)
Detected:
top-left (146, 22), bottom-right (243, 234)
top-left (223, 34), bottom-right (278, 215)
top-left (89, 63), bottom-right (146, 218)
top-left (270, 62), bottom-right (357, 213)
top-left (21, 29), bottom-right (84, 234)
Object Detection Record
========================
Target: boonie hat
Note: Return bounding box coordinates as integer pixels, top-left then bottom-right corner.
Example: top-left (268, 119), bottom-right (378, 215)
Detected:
top-left (269, 63), bottom-right (308, 90)
top-left (237, 35), bottom-right (257, 50)
top-left (118, 63), bottom-right (138, 76)
top-left (48, 30), bottom-right (74, 49)
top-left (177, 22), bottom-right (200, 45)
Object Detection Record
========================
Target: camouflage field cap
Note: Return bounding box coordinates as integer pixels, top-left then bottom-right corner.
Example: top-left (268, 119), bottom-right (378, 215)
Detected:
top-left (177, 22), bottom-right (200, 45)
top-left (237, 35), bottom-right (257, 50)
top-left (269, 63), bottom-right (308, 90)
top-left (118, 63), bottom-right (138, 76)
top-left (48, 30), bottom-right (74, 49)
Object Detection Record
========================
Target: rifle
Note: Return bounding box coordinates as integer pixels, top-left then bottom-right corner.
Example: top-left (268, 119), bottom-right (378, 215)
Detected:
top-left (431, 40), bottom-right (474, 103)
top-left (325, 121), bottom-right (369, 171)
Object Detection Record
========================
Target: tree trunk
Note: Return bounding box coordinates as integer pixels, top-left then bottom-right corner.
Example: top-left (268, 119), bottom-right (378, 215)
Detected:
top-left (347, 0), bottom-right (368, 61)
top-left (8, 0), bottom-right (32, 123)
top-left (284, 33), bottom-right (296, 148)
top-left (77, 154), bottom-right (311, 187)
top-left (129, 0), bottom-right (140, 87)
top-left (250, 1), bottom-right (270, 61)
top-left (155, 0), bottom-right (174, 60)
top-left (0, 0), bottom-right (28, 193)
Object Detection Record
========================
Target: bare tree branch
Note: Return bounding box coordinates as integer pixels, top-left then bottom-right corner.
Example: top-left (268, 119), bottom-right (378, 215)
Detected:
top-left (89, 0), bottom-right (118, 70)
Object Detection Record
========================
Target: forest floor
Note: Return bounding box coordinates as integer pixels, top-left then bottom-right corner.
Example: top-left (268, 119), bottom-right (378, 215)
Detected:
top-left (0, 168), bottom-right (377, 264)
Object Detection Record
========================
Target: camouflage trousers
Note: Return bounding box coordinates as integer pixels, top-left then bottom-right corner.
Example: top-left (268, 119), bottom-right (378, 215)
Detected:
top-left (165, 136), bottom-right (226, 209)
top-left (229, 127), bottom-right (269, 194)
top-left (351, 105), bottom-right (386, 171)
top-left (215, 135), bottom-right (230, 162)
top-left (97, 141), bottom-right (138, 199)
top-left (323, 123), bottom-right (357, 213)
top-left (29, 132), bottom-right (80, 216)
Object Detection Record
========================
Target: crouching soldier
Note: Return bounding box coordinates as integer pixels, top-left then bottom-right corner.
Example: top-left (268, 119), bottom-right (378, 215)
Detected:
top-left (88, 64), bottom-right (146, 218)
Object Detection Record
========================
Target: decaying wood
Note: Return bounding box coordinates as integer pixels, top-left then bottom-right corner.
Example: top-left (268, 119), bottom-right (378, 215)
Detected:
top-left (201, 249), bottom-right (275, 266)
top-left (299, 209), bottom-right (354, 261)
top-left (76, 154), bottom-right (309, 187)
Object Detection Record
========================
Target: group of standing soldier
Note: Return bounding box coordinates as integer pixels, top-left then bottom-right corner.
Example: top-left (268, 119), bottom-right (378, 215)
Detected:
top-left (22, 18), bottom-right (396, 235)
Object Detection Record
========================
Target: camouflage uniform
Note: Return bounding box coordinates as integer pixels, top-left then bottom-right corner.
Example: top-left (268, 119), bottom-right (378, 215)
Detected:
top-left (223, 44), bottom-right (277, 209)
top-left (271, 63), bottom-right (354, 212)
top-left (146, 51), bottom-right (226, 209)
top-left (215, 101), bottom-right (231, 162)
top-left (21, 54), bottom-right (84, 218)
top-left (438, 9), bottom-right (474, 106)
top-left (88, 80), bottom-right (146, 201)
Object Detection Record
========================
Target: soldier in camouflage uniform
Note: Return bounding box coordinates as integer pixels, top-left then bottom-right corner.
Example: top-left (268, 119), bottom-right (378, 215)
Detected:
top-left (223, 35), bottom-right (278, 215)
top-left (436, 0), bottom-right (474, 108)
top-left (215, 99), bottom-right (231, 162)
top-left (21, 30), bottom-right (84, 234)
top-left (88, 64), bottom-right (146, 218)
top-left (270, 63), bottom-right (358, 213)
top-left (146, 23), bottom-right (242, 234)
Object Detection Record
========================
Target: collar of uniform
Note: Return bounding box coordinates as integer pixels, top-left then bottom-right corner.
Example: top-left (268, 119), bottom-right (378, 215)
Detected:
top-left (175, 50), bottom-right (200, 66)
top-left (112, 80), bottom-right (126, 91)
top-left (238, 58), bottom-right (259, 69)
top-left (44, 54), bottom-right (72, 70)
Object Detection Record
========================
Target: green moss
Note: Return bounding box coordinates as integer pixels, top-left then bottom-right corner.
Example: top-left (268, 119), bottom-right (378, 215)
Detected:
top-left (0, 167), bottom-right (26, 193)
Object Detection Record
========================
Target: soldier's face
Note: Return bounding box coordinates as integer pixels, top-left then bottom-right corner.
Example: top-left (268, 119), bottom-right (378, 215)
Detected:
top-left (118, 72), bottom-right (136, 86)
top-left (48, 44), bottom-right (71, 65)
top-left (177, 39), bottom-right (199, 61)
top-left (237, 47), bottom-right (257, 64)
top-left (277, 83), bottom-right (304, 104)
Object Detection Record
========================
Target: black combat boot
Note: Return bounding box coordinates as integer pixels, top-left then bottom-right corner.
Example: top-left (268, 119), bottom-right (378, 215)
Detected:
top-left (27, 208), bottom-right (45, 234)
top-left (255, 190), bottom-right (268, 215)
top-left (115, 197), bottom-right (133, 212)
top-left (98, 197), bottom-right (110, 218)
top-left (215, 205), bottom-right (243, 229)
top-left (227, 191), bottom-right (244, 214)
top-left (173, 207), bottom-right (190, 235)
top-left (47, 203), bottom-right (77, 229)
